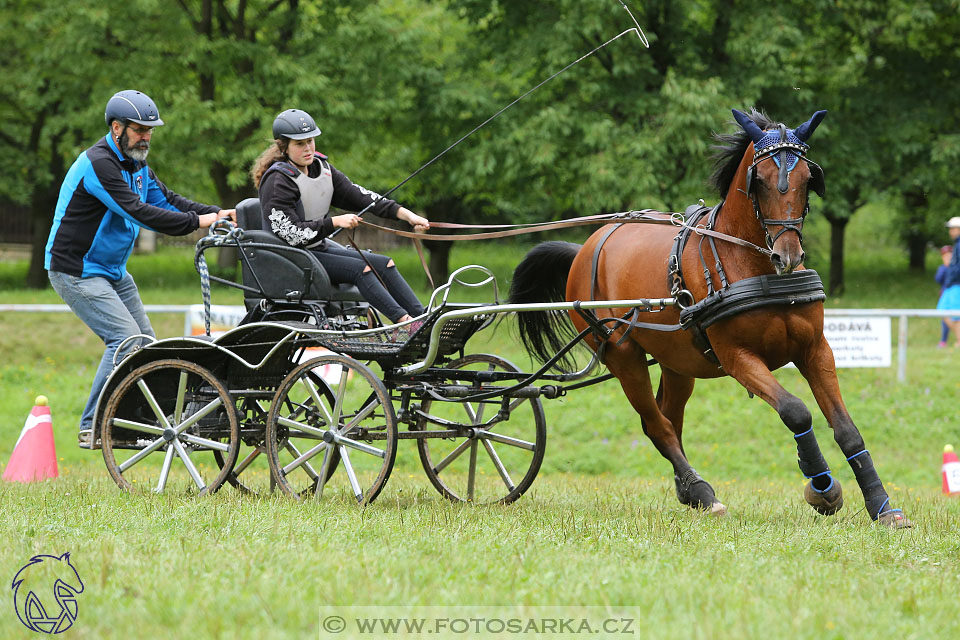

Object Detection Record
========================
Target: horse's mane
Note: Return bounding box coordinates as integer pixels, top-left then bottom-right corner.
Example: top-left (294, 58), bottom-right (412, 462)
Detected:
top-left (709, 108), bottom-right (778, 196)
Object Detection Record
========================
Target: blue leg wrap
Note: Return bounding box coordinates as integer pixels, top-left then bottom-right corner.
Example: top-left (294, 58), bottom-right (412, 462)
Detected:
top-left (846, 449), bottom-right (890, 520)
top-left (794, 428), bottom-right (832, 491)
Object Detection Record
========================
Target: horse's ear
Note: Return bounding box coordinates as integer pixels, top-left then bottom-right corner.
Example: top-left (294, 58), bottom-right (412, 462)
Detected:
top-left (794, 110), bottom-right (827, 142)
top-left (732, 109), bottom-right (765, 143)
top-left (808, 161), bottom-right (825, 197)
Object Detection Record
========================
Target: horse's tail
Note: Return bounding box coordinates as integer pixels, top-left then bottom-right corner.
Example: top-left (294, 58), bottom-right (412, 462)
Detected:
top-left (508, 241), bottom-right (582, 368)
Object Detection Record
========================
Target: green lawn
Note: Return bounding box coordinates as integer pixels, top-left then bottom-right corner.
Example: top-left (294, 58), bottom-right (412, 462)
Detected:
top-left (1, 227), bottom-right (959, 639)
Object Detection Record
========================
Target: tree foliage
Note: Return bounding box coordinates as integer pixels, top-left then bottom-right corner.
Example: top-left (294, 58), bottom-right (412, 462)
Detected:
top-left (1, 0), bottom-right (957, 288)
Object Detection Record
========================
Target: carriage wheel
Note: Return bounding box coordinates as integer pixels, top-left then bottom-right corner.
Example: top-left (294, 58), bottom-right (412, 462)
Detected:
top-left (215, 382), bottom-right (341, 494)
top-left (265, 354), bottom-right (397, 504)
top-left (212, 395), bottom-right (273, 494)
top-left (100, 359), bottom-right (239, 496)
top-left (414, 354), bottom-right (547, 504)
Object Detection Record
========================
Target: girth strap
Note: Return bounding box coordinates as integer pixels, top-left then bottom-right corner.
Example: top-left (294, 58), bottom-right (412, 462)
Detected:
top-left (590, 223), bottom-right (625, 301)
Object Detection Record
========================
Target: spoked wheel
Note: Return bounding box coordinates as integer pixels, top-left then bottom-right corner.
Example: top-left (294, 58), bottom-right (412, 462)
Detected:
top-left (213, 393), bottom-right (275, 494)
top-left (414, 354), bottom-right (546, 504)
top-left (265, 354), bottom-right (397, 504)
top-left (100, 359), bottom-right (240, 496)
top-left (216, 385), bottom-right (342, 494)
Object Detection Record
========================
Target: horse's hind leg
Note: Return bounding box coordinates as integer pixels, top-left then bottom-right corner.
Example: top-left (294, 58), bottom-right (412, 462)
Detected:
top-left (798, 338), bottom-right (911, 528)
top-left (719, 351), bottom-right (843, 516)
top-left (608, 346), bottom-right (725, 514)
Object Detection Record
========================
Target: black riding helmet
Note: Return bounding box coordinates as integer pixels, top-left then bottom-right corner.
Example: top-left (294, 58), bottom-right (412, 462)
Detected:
top-left (104, 90), bottom-right (164, 127)
top-left (272, 109), bottom-right (321, 140)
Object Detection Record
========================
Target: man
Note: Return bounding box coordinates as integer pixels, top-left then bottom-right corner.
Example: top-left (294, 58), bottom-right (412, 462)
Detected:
top-left (45, 89), bottom-right (235, 445)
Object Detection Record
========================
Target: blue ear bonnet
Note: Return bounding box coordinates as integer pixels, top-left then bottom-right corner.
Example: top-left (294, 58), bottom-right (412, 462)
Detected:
top-left (754, 128), bottom-right (807, 171)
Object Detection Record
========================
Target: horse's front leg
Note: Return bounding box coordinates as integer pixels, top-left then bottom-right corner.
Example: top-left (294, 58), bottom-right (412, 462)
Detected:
top-left (797, 337), bottom-right (912, 528)
top-left (717, 348), bottom-right (844, 517)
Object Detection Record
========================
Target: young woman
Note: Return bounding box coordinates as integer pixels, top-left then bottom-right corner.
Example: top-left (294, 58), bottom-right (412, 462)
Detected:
top-left (250, 108), bottom-right (429, 325)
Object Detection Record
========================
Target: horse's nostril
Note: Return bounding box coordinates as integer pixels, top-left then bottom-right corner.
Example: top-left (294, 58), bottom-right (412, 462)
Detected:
top-left (799, 252), bottom-right (806, 265)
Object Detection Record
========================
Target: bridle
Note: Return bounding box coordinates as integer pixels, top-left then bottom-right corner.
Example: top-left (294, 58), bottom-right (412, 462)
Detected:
top-left (743, 123), bottom-right (824, 250)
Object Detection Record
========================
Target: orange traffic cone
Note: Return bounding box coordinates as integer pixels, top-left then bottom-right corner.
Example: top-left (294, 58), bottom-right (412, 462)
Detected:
top-left (943, 444), bottom-right (960, 496)
top-left (2, 396), bottom-right (58, 483)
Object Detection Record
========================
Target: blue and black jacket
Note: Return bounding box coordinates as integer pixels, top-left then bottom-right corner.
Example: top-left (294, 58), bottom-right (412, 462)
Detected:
top-left (45, 135), bottom-right (219, 281)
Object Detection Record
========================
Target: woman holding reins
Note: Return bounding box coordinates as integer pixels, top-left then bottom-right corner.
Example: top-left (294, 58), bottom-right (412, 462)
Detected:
top-left (250, 108), bottom-right (429, 327)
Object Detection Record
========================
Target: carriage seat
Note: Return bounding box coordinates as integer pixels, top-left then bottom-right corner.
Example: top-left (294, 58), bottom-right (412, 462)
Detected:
top-left (234, 198), bottom-right (367, 315)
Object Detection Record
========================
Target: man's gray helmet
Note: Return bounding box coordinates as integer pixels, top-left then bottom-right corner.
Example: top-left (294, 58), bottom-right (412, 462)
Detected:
top-left (272, 109), bottom-right (321, 140)
top-left (104, 90), bottom-right (164, 127)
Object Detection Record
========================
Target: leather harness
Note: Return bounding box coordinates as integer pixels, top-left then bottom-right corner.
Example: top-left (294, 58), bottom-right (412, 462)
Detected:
top-left (585, 202), bottom-right (825, 367)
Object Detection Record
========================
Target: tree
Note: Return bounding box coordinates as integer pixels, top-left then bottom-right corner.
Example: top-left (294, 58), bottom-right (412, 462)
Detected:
top-left (1, 0), bottom-right (465, 285)
top-left (0, 1), bottom-right (126, 287)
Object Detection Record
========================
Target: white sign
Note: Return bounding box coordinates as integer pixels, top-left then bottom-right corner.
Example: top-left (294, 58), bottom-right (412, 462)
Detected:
top-left (184, 304), bottom-right (248, 337)
top-left (823, 316), bottom-right (891, 368)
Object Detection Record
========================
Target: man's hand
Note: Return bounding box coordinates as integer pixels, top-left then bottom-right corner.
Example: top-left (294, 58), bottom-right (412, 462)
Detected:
top-left (198, 209), bottom-right (236, 229)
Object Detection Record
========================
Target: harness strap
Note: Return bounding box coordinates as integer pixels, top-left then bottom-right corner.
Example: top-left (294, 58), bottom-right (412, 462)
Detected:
top-left (589, 223), bottom-right (625, 301)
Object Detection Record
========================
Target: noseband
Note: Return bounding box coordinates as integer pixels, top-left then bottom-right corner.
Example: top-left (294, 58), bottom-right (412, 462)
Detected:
top-left (744, 124), bottom-right (822, 250)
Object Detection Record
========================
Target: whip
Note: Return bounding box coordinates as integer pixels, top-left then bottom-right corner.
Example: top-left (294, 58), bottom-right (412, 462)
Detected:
top-left (332, 0), bottom-right (649, 235)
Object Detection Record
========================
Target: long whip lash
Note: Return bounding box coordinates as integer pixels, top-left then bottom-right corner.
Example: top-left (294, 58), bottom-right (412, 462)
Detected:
top-left (338, 0), bottom-right (649, 227)
top-left (334, 1), bottom-right (649, 296)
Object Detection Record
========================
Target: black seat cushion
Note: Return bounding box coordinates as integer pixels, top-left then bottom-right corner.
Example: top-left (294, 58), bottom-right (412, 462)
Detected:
top-left (234, 198), bottom-right (364, 304)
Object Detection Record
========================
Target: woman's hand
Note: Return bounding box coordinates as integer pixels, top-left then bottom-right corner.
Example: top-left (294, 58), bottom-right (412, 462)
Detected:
top-left (397, 207), bottom-right (430, 233)
top-left (333, 214), bottom-right (361, 229)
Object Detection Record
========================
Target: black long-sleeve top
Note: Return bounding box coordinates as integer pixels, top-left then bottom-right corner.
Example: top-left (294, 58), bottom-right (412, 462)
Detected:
top-left (258, 154), bottom-right (400, 249)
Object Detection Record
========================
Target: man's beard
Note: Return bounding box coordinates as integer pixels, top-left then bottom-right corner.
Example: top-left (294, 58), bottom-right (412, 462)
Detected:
top-left (119, 129), bottom-right (150, 162)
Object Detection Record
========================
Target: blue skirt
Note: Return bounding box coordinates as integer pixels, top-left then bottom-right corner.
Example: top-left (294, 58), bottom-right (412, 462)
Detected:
top-left (937, 285), bottom-right (960, 319)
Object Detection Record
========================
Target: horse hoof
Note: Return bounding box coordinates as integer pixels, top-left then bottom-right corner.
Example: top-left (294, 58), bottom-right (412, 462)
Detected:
top-left (674, 470), bottom-right (718, 509)
top-left (804, 478), bottom-right (843, 515)
top-left (709, 501), bottom-right (727, 517)
top-left (878, 511), bottom-right (913, 529)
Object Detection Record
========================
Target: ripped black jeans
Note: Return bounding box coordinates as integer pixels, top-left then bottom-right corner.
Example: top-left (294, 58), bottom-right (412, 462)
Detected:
top-left (312, 240), bottom-right (425, 322)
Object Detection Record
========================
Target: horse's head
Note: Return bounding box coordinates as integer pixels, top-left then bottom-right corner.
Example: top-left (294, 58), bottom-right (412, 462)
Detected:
top-left (731, 109), bottom-right (826, 275)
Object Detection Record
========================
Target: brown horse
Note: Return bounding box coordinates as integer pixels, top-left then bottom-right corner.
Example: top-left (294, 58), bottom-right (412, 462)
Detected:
top-left (509, 108), bottom-right (911, 527)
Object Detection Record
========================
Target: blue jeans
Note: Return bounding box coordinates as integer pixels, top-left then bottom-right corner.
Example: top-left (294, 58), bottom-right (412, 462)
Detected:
top-left (48, 271), bottom-right (156, 431)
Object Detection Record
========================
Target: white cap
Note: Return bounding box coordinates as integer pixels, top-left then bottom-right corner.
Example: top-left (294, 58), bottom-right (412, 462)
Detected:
top-left (948, 217), bottom-right (960, 228)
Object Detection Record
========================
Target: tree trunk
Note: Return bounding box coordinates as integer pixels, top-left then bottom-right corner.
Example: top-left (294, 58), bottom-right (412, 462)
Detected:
top-left (423, 238), bottom-right (452, 288)
top-left (26, 141), bottom-right (66, 288)
top-left (907, 235), bottom-right (927, 271)
top-left (827, 216), bottom-right (848, 296)
top-left (903, 188), bottom-right (929, 272)
top-left (26, 208), bottom-right (53, 288)
top-left (209, 160), bottom-right (257, 270)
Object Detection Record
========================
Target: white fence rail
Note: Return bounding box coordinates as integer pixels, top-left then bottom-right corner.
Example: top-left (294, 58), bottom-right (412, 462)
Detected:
top-left (1, 305), bottom-right (953, 382)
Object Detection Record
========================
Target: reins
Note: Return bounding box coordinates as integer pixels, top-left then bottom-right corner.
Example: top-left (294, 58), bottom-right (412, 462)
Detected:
top-left (357, 208), bottom-right (773, 258)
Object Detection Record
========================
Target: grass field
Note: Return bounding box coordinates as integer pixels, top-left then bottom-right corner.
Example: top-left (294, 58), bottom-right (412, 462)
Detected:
top-left (2, 216), bottom-right (960, 638)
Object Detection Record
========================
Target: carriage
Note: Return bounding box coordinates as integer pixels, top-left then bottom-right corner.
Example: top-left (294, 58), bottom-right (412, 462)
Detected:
top-left (85, 197), bottom-right (675, 504)
top-left (84, 109), bottom-right (911, 526)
